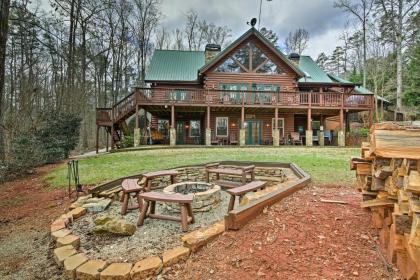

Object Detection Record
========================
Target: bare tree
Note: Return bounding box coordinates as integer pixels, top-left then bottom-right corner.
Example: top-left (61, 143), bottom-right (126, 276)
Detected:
top-left (172, 28), bottom-right (184, 50)
top-left (334, 0), bottom-right (375, 87)
top-left (0, 0), bottom-right (11, 161)
top-left (284, 28), bottom-right (309, 54)
top-left (376, 0), bottom-right (420, 118)
top-left (184, 9), bottom-right (199, 50)
top-left (155, 27), bottom-right (170, 49)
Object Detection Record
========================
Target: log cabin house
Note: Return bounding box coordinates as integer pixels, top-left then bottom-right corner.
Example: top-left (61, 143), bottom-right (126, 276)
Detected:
top-left (96, 27), bottom-right (374, 150)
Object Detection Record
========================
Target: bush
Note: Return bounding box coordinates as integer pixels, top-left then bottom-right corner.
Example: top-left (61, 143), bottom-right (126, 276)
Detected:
top-left (121, 135), bottom-right (134, 148)
top-left (1, 112), bottom-right (82, 182)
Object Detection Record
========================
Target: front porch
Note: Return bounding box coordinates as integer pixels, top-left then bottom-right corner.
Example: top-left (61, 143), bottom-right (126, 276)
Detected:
top-left (133, 105), bottom-right (355, 148)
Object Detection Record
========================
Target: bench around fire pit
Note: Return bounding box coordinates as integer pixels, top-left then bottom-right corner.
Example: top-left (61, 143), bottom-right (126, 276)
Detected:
top-left (205, 163), bottom-right (255, 188)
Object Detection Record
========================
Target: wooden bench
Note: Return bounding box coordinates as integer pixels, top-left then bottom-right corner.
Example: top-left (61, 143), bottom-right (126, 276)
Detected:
top-left (142, 170), bottom-right (179, 191)
top-left (205, 163), bottom-right (255, 186)
top-left (120, 178), bottom-right (145, 215)
top-left (137, 192), bottom-right (195, 232)
top-left (226, 180), bottom-right (267, 211)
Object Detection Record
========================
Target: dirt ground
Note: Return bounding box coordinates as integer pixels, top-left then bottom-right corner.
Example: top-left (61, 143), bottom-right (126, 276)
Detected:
top-left (163, 185), bottom-right (400, 280)
top-left (0, 164), bottom-right (69, 280)
top-left (0, 167), bottom-right (400, 280)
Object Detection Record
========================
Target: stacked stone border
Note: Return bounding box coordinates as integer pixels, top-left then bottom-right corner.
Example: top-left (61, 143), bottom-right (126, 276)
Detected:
top-left (50, 161), bottom-right (310, 279)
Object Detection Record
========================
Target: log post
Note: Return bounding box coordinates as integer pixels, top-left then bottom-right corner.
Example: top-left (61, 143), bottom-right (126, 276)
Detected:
top-left (205, 106), bottom-right (211, 146)
top-left (240, 106), bottom-right (246, 146)
top-left (273, 107), bottom-right (279, 146)
top-left (306, 108), bottom-right (313, 146)
top-left (96, 126), bottom-right (99, 154)
top-left (338, 108), bottom-right (345, 147)
top-left (134, 105), bottom-right (140, 147)
top-left (170, 105), bottom-right (176, 146)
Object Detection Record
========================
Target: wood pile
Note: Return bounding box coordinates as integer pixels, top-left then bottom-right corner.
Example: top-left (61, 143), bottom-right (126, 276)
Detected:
top-left (351, 122), bottom-right (420, 279)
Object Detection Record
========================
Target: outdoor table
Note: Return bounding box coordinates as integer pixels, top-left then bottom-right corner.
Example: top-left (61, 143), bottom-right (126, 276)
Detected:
top-left (142, 170), bottom-right (179, 191)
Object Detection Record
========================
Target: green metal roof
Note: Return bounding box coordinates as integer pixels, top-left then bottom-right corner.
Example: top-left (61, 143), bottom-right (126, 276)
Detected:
top-left (298, 56), bottom-right (334, 83)
top-left (145, 50), bottom-right (205, 82)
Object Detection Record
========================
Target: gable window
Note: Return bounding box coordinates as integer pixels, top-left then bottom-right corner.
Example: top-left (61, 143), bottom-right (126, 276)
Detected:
top-left (213, 42), bottom-right (284, 74)
top-left (189, 120), bottom-right (201, 137)
top-left (272, 118), bottom-right (285, 137)
top-left (216, 117), bottom-right (228, 137)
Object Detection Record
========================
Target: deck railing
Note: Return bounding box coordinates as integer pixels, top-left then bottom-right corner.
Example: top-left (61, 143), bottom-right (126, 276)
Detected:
top-left (133, 87), bottom-right (373, 108)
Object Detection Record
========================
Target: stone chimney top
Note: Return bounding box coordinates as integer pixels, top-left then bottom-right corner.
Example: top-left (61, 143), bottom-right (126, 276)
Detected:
top-left (288, 53), bottom-right (300, 66)
top-left (205, 44), bottom-right (221, 63)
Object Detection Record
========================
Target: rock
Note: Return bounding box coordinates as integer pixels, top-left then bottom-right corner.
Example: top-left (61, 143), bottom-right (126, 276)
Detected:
top-left (68, 207), bottom-right (87, 219)
top-left (51, 228), bottom-right (72, 240)
top-left (130, 256), bottom-right (162, 279)
top-left (92, 216), bottom-right (136, 236)
top-left (64, 253), bottom-right (88, 279)
top-left (100, 263), bottom-right (132, 280)
top-left (57, 234), bottom-right (80, 248)
top-left (54, 245), bottom-right (77, 266)
top-left (162, 246), bottom-right (190, 267)
top-left (76, 259), bottom-right (107, 280)
top-left (70, 195), bottom-right (92, 209)
top-left (83, 198), bottom-right (112, 213)
top-left (182, 221), bottom-right (225, 252)
top-left (51, 219), bottom-right (67, 232)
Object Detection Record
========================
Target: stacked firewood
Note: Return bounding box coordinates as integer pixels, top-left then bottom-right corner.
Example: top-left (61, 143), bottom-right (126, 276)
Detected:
top-left (351, 122), bottom-right (420, 279)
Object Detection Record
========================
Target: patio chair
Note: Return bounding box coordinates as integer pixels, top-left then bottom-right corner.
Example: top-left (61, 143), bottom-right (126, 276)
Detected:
top-left (324, 130), bottom-right (332, 145)
top-left (290, 132), bottom-right (303, 145)
top-left (211, 130), bottom-right (220, 145)
top-left (229, 131), bottom-right (238, 145)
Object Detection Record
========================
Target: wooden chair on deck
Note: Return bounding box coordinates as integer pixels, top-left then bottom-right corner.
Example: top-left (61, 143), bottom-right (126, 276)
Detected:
top-left (229, 131), bottom-right (238, 145)
top-left (211, 130), bottom-right (220, 145)
top-left (290, 132), bottom-right (303, 145)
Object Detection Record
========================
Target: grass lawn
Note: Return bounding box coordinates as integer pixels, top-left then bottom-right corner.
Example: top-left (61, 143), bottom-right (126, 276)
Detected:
top-left (46, 147), bottom-right (359, 188)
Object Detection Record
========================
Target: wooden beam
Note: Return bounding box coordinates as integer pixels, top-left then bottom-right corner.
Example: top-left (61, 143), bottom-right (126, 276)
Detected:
top-left (135, 105), bottom-right (139, 129)
top-left (96, 126), bottom-right (99, 154)
top-left (207, 106), bottom-right (210, 129)
top-left (274, 107), bottom-right (278, 130)
top-left (307, 108), bottom-right (312, 130)
top-left (340, 109), bottom-right (344, 130)
top-left (171, 105), bottom-right (175, 128)
top-left (241, 106), bottom-right (245, 128)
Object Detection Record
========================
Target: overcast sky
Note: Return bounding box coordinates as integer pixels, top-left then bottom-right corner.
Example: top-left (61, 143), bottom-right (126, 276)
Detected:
top-left (37, 0), bottom-right (350, 58)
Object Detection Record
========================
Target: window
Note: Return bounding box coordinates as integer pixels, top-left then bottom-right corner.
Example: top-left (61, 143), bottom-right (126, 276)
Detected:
top-left (216, 117), bottom-right (228, 137)
top-left (220, 83), bottom-right (248, 102)
top-left (158, 119), bottom-right (169, 138)
top-left (213, 42), bottom-right (284, 74)
top-left (189, 120), bottom-right (201, 137)
top-left (169, 90), bottom-right (187, 101)
top-left (272, 118), bottom-right (285, 137)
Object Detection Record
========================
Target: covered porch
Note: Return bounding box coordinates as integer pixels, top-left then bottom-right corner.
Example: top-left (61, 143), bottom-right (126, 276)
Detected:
top-left (133, 104), bottom-right (359, 147)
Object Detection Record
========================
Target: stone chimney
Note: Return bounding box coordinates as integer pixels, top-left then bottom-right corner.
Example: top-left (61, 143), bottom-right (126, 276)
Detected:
top-left (205, 44), bottom-right (221, 63)
top-left (288, 53), bottom-right (300, 66)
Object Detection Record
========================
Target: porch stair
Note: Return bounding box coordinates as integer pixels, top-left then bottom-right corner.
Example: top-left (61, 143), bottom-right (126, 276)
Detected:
top-left (96, 91), bottom-right (138, 149)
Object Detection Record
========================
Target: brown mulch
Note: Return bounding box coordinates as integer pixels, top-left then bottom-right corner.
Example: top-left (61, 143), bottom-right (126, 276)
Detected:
top-left (163, 184), bottom-right (400, 280)
top-left (0, 163), bottom-right (71, 280)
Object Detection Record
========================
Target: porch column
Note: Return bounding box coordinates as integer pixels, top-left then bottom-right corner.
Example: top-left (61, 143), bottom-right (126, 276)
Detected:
top-left (170, 105), bottom-right (176, 146)
top-left (319, 114), bottom-right (324, 146)
top-left (273, 107), bottom-right (280, 146)
top-left (134, 105), bottom-right (140, 147)
top-left (205, 106), bottom-right (211, 146)
top-left (305, 108), bottom-right (313, 147)
top-left (110, 125), bottom-right (115, 150)
top-left (240, 106), bottom-right (246, 146)
top-left (338, 108), bottom-right (345, 147)
top-left (96, 126), bottom-right (99, 154)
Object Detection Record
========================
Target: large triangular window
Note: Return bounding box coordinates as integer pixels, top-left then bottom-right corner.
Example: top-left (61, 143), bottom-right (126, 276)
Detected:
top-left (213, 42), bottom-right (284, 74)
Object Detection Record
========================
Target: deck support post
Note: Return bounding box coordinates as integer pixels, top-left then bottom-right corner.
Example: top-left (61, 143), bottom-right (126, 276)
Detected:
top-left (319, 114), bottom-right (324, 146)
top-left (240, 106), bottom-right (246, 146)
top-left (110, 125), bottom-right (115, 150)
top-left (105, 130), bottom-right (109, 152)
top-left (134, 105), bottom-right (140, 147)
top-left (273, 107), bottom-right (279, 146)
top-left (205, 106), bottom-right (211, 146)
top-left (306, 108), bottom-right (313, 147)
top-left (338, 109), bottom-right (345, 147)
top-left (170, 105), bottom-right (176, 146)
top-left (96, 126), bottom-right (99, 154)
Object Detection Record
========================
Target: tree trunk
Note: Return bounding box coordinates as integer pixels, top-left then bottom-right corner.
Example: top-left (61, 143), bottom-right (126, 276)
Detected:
top-left (0, 0), bottom-right (11, 162)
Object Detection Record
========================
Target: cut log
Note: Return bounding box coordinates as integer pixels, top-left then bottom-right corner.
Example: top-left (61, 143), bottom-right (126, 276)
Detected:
top-left (361, 199), bottom-right (395, 208)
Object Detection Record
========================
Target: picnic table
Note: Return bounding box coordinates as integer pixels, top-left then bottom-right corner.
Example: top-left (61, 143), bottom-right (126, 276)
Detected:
top-left (142, 170), bottom-right (179, 191)
top-left (205, 163), bottom-right (255, 187)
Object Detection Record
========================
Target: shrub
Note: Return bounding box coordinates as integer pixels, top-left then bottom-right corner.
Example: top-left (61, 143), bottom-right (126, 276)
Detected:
top-left (121, 135), bottom-right (134, 148)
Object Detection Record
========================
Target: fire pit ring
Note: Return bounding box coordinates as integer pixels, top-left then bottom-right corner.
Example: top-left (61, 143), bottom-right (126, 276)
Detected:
top-left (163, 181), bottom-right (221, 212)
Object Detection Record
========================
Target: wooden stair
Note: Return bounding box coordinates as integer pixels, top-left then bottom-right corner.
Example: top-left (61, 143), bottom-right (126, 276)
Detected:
top-left (96, 91), bottom-right (139, 149)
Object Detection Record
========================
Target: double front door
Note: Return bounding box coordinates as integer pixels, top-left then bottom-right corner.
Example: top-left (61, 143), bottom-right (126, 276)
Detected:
top-left (244, 120), bottom-right (262, 145)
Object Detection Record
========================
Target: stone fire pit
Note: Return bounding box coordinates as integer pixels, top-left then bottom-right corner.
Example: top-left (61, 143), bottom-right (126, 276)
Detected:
top-left (163, 182), bottom-right (221, 212)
